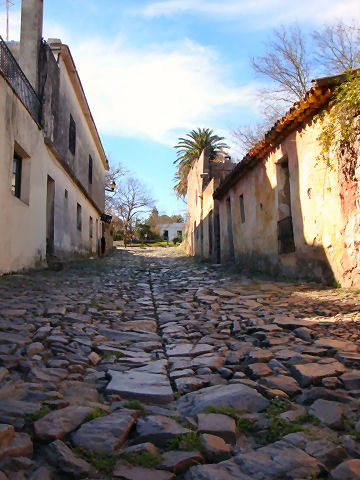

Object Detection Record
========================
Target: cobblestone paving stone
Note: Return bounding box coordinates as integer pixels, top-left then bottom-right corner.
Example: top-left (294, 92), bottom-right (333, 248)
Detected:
top-left (0, 245), bottom-right (359, 479)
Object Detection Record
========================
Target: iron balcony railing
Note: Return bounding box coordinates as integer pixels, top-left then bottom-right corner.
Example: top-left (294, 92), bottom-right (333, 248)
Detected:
top-left (277, 215), bottom-right (295, 254)
top-left (0, 35), bottom-right (41, 125)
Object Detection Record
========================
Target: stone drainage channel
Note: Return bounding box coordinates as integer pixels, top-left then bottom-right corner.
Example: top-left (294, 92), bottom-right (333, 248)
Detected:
top-left (0, 245), bottom-right (359, 480)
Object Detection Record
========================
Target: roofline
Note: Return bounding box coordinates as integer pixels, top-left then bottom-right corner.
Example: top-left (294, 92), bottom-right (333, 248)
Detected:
top-left (49, 42), bottom-right (109, 171)
top-left (213, 71), bottom-right (356, 200)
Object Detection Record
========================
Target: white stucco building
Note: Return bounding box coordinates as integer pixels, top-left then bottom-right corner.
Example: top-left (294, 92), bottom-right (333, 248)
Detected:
top-left (158, 223), bottom-right (185, 242)
top-left (0, 0), bottom-right (111, 274)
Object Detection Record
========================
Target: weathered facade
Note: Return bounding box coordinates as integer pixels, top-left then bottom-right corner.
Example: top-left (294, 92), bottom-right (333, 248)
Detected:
top-left (0, 0), bottom-right (110, 274)
top-left (187, 76), bottom-right (360, 288)
top-left (184, 150), bottom-right (234, 258)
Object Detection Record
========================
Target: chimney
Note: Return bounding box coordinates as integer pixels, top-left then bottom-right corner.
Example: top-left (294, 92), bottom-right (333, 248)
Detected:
top-left (19, 0), bottom-right (43, 93)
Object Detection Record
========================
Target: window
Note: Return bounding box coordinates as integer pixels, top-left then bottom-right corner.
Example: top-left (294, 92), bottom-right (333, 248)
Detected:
top-left (88, 155), bottom-right (93, 184)
top-left (163, 230), bottom-right (168, 240)
top-left (239, 194), bottom-right (245, 223)
top-left (69, 114), bottom-right (76, 155)
top-left (77, 203), bottom-right (82, 231)
top-left (12, 153), bottom-right (22, 199)
top-left (64, 189), bottom-right (68, 199)
top-left (89, 216), bottom-right (93, 238)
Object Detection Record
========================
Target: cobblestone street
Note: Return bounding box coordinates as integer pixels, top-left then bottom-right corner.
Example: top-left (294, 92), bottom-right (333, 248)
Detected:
top-left (0, 246), bottom-right (359, 479)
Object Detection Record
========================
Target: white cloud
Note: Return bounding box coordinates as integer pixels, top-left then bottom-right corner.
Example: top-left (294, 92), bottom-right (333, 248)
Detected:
top-left (72, 37), bottom-right (258, 144)
top-left (140, 0), bottom-right (360, 26)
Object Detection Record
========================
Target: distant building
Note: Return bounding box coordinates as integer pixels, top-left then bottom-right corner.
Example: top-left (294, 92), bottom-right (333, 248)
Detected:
top-left (0, 0), bottom-right (111, 274)
top-left (183, 150), bottom-right (234, 258)
top-left (186, 75), bottom-right (360, 288)
top-left (158, 223), bottom-right (185, 242)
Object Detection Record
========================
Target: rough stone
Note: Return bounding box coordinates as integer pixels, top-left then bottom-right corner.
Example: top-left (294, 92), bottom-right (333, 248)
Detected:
top-left (291, 362), bottom-right (346, 387)
top-left (234, 440), bottom-right (322, 479)
top-left (45, 439), bottom-right (91, 478)
top-left (200, 433), bottom-right (231, 462)
top-left (158, 450), bottom-right (204, 473)
top-left (197, 413), bottom-right (237, 444)
top-left (0, 432), bottom-right (33, 458)
top-left (106, 370), bottom-right (173, 404)
top-left (177, 383), bottom-right (269, 417)
top-left (34, 406), bottom-right (92, 441)
top-left (113, 462), bottom-right (176, 480)
top-left (135, 415), bottom-right (190, 447)
top-left (331, 459), bottom-right (360, 479)
top-left (71, 410), bottom-right (137, 454)
top-left (309, 399), bottom-right (344, 429)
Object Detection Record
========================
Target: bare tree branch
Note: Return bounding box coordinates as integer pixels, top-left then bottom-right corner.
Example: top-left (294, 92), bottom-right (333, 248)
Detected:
top-left (312, 21), bottom-right (360, 74)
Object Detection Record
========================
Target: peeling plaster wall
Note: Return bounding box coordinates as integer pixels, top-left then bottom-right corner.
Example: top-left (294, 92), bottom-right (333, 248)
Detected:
top-left (0, 68), bottom-right (105, 273)
top-left (216, 117), bottom-right (359, 287)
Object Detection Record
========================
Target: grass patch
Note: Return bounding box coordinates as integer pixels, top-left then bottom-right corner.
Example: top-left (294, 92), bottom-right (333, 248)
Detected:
top-left (264, 399), bottom-right (292, 418)
top-left (84, 407), bottom-right (108, 422)
top-left (90, 300), bottom-right (106, 311)
top-left (122, 400), bottom-right (147, 415)
top-left (121, 451), bottom-right (162, 468)
top-left (166, 432), bottom-right (204, 453)
top-left (25, 404), bottom-right (55, 422)
top-left (73, 446), bottom-right (117, 472)
top-left (101, 350), bottom-right (123, 359)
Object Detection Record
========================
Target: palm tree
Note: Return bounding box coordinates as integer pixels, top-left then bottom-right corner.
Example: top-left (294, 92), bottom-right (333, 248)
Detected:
top-left (173, 128), bottom-right (229, 199)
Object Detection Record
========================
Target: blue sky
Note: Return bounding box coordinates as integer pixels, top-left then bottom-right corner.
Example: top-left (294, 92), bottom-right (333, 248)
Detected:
top-left (1, 0), bottom-right (359, 217)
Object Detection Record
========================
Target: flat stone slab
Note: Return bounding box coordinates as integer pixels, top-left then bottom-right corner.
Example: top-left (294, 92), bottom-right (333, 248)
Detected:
top-left (72, 410), bottom-right (137, 454)
top-left (186, 459), bottom-right (253, 480)
top-left (99, 328), bottom-right (159, 342)
top-left (113, 462), bottom-right (175, 480)
top-left (273, 317), bottom-right (317, 329)
top-left (177, 383), bottom-right (269, 417)
top-left (106, 370), bottom-right (173, 404)
top-left (34, 406), bottom-right (92, 441)
top-left (166, 343), bottom-right (214, 358)
top-left (45, 439), bottom-right (91, 478)
top-left (234, 440), bottom-right (322, 479)
top-left (159, 450), bottom-right (204, 473)
top-left (0, 332), bottom-right (31, 346)
top-left (197, 413), bottom-right (236, 444)
top-left (136, 415), bottom-right (190, 447)
top-left (291, 361), bottom-right (346, 387)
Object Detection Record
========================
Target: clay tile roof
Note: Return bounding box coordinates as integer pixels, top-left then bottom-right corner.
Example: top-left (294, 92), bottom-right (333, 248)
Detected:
top-left (213, 71), bottom-right (353, 200)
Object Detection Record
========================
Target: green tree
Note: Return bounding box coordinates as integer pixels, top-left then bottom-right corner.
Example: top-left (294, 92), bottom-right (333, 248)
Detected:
top-left (173, 128), bottom-right (229, 199)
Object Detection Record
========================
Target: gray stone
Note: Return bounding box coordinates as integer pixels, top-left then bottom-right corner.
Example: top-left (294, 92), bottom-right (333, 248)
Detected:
top-left (309, 399), bottom-right (343, 429)
top-left (72, 410), bottom-right (137, 454)
top-left (200, 433), bottom-right (231, 462)
top-left (113, 462), bottom-right (175, 480)
top-left (46, 439), bottom-right (91, 478)
top-left (135, 415), bottom-right (190, 447)
top-left (121, 442), bottom-right (159, 455)
top-left (331, 459), bottom-right (360, 479)
top-left (291, 361), bottom-right (346, 387)
top-left (177, 383), bottom-right (269, 417)
top-left (0, 332), bottom-right (31, 346)
top-left (247, 349), bottom-right (274, 363)
top-left (0, 368), bottom-right (9, 383)
top-left (175, 376), bottom-right (208, 394)
top-left (234, 440), bottom-right (322, 479)
top-left (30, 367), bottom-right (68, 383)
top-left (0, 424), bottom-right (15, 449)
top-left (247, 363), bottom-right (273, 378)
top-left (166, 343), bottom-right (214, 358)
top-left (293, 327), bottom-right (312, 342)
top-left (261, 375), bottom-right (301, 396)
top-left (197, 414), bottom-right (236, 444)
top-left (0, 432), bottom-right (33, 458)
top-left (158, 450), bottom-right (204, 473)
top-left (305, 439), bottom-right (347, 468)
top-left (34, 406), bottom-right (92, 441)
top-left (341, 435), bottom-right (360, 458)
top-left (185, 460), bottom-right (253, 480)
top-left (340, 370), bottom-right (360, 390)
top-left (106, 370), bottom-right (173, 404)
